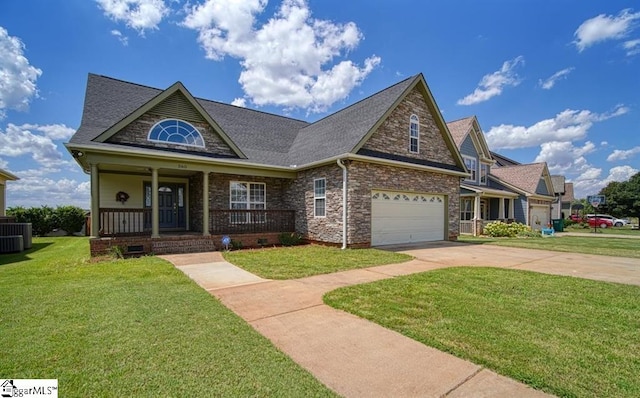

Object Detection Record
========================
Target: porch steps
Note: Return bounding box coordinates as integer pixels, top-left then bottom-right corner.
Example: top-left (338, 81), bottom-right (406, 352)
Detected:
top-left (152, 236), bottom-right (216, 255)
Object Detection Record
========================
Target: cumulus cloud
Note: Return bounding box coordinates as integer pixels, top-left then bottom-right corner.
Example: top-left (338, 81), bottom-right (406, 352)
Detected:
top-left (0, 123), bottom-right (76, 168)
top-left (485, 105), bottom-right (629, 150)
top-left (607, 146), bottom-right (640, 161)
top-left (111, 29), bottom-right (129, 45)
top-left (457, 56), bottom-right (524, 105)
top-left (534, 141), bottom-right (596, 174)
top-left (7, 171), bottom-right (90, 208)
top-left (96, 0), bottom-right (169, 33)
top-left (572, 165), bottom-right (639, 198)
top-left (0, 27), bottom-right (42, 119)
top-left (573, 9), bottom-right (640, 52)
top-left (231, 97), bottom-right (246, 107)
top-left (182, 0), bottom-right (380, 113)
top-left (539, 67), bottom-right (574, 90)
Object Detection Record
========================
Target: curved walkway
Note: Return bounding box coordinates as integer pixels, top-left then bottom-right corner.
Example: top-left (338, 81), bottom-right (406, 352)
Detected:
top-left (161, 242), bottom-right (640, 397)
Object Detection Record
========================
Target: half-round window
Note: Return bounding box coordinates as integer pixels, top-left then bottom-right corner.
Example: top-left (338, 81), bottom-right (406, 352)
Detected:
top-left (148, 119), bottom-right (205, 148)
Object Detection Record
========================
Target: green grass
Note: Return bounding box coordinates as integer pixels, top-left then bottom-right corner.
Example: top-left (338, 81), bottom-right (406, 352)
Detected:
top-left (458, 234), bottom-right (640, 258)
top-left (222, 245), bottom-right (412, 279)
top-left (0, 237), bottom-right (337, 397)
top-left (564, 224), bottom-right (640, 236)
top-left (324, 267), bottom-right (640, 397)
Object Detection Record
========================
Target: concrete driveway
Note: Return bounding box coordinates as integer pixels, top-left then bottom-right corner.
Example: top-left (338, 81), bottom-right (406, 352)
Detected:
top-left (165, 242), bottom-right (640, 397)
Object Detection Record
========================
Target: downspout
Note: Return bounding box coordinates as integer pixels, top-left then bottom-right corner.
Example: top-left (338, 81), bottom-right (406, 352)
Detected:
top-left (337, 159), bottom-right (347, 250)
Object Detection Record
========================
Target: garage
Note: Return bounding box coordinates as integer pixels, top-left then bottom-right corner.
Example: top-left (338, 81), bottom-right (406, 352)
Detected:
top-left (529, 205), bottom-right (549, 231)
top-left (371, 190), bottom-right (445, 246)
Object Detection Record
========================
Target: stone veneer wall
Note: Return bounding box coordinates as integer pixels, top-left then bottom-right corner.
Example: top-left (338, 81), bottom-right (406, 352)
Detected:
top-left (189, 173), bottom-right (204, 233)
top-left (108, 112), bottom-right (237, 157)
top-left (284, 163), bottom-right (345, 244)
top-left (361, 87), bottom-right (456, 166)
top-left (347, 161), bottom-right (460, 245)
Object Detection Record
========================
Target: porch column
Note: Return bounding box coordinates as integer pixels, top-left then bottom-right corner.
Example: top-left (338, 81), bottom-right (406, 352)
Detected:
top-left (151, 168), bottom-right (160, 238)
top-left (202, 171), bottom-right (210, 236)
top-left (508, 198), bottom-right (515, 219)
top-left (498, 197), bottom-right (505, 220)
top-left (90, 163), bottom-right (100, 237)
top-left (473, 194), bottom-right (481, 236)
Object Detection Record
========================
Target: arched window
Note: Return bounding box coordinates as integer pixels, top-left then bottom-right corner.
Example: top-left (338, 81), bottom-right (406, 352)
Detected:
top-left (148, 119), bottom-right (205, 148)
top-left (409, 114), bottom-right (419, 153)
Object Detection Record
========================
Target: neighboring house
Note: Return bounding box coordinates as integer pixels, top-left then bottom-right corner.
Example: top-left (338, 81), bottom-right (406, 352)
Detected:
top-left (0, 168), bottom-right (18, 217)
top-left (447, 116), bottom-right (518, 236)
top-left (448, 116), bottom-right (555, 235)
top-left (66, 73), bottom-right (468, 256)
top-left (550, 175), bottom-right (574, 219)
top-left (490, 163), bottom-right (555, 230)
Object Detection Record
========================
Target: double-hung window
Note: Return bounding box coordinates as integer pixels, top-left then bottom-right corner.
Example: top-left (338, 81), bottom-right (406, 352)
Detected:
top-left (480, 164), bottom-right (488, 185)
top-left (314, 178), bottom-right (326, 217)
top-left (464, 156), bottom-right (477, 182)
top-left (230, 182), bottom-right (265, 223)
top-left (409, 114), bottom-right (419, 153)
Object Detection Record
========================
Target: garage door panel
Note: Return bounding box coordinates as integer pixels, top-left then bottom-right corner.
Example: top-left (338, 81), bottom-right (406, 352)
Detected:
top-left (371, 190), bottom-right (445, 246)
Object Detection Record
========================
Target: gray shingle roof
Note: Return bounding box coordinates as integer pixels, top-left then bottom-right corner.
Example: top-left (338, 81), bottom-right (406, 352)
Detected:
top-left (70, 73), bottom-right (430, 168)
top-left (490, 163), bottom-right (548, 195)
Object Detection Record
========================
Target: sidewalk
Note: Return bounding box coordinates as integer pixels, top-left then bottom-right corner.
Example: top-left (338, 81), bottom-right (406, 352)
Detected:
top-left (161, 248), bottom-right (558, 397)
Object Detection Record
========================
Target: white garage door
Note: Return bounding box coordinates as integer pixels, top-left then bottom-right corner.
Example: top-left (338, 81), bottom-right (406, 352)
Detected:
top-left (530, 205), bottom-right (549, 231)
top-left (371, 190), bottom-right (445, 246)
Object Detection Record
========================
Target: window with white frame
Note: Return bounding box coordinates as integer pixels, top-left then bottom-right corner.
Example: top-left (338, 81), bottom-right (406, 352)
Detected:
top-left (409, 114), bottom-right (419, 153)
top-left (463, 156), bottom-right (477, 182)
top-left (229, 182), bottom-right (265, 223)
top-left (461, 198), bottom-right (474, 220)
top-left (480, 164), bottom-right (488, 185)
top-left (314, 178), bottom-right (326, 217)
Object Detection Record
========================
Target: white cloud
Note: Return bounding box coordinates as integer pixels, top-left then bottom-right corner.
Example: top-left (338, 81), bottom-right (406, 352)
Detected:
top-left (572, 165), bottom-right (639, 198)
top-left (182, 0), bottom-right (381, 113)
top-left (539, 67), bottom-right (574, 90)
top-left (534, 141), bottom-right (596, 174)
top-left (0, 27), bottom-right (42, 119)
top-left (7, 171), bottom-right (90, 208)
top-left (485, 105), bottom-right (629, 150)
top-left (623, 38), bottom-right (640, 56)
top-left (231, 97), bottom-right (246, 107)
top-left (111, 29), bottom-right (129, 46)
top-left (607, 146), bottom-right (640, 161)
top-left (0, 123), bottom-right (76, 168)
top-left (574, 9), bottom-right (640, 52)
top-left (457, 56), bottom-right (524, 105)
top-left (96, 0), bottom-right (169, 33)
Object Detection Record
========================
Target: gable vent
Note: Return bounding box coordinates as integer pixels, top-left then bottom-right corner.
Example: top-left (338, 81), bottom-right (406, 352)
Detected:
top-left (150, 92), bottom-right (206, 123)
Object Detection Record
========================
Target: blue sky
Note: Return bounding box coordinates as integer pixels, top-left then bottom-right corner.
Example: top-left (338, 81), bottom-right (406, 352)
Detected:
top-left (1, 0), bottom-right (639, 208)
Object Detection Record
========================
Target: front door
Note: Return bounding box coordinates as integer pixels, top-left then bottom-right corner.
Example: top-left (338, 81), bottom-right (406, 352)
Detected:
top-left (145, 183), bottom-right (186, 230)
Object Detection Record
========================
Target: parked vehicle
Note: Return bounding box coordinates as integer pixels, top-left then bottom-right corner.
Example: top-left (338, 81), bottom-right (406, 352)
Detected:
top-left (585, 214), bottom-right (615, 228)
top-left (568, 214), bottom-right (584, 222)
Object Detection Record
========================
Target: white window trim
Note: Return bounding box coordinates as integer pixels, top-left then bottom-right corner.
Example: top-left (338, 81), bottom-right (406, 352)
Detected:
top-left (409, 114), bottom-right (420, 153)
top-left (480, 163), bottom-right (488, 185)
top-left (314, 178), bottom-right (326, 218)
top-left (229, 181), bottom-right (266, 224)
top-left (147, 118), bottom-right (205, 148)
top-left (463, 155), bottom-right (477, 182)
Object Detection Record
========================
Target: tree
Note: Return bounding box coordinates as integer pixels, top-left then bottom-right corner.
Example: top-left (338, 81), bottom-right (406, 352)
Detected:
top-left (55, 206), bottom-right (87, 235)
top-left (598, 172), bottom-right (640, 218)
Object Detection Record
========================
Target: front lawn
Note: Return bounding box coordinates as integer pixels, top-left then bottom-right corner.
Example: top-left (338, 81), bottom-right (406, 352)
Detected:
top-left (459, 235), bottom-right (640, 258)
top-left (0, 237), bottom-right (336, 397)
top-left (222, 245), bottom-right (412, 279)
top-left (324, 267), bottom-right (640, 397)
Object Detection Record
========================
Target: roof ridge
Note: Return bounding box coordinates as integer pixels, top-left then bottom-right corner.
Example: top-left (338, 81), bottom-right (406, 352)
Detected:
top-left (446, 115), bottom-right (475, 124)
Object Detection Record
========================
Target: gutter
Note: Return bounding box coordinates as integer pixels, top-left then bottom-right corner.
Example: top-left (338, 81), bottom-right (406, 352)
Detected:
top-left (337, 159), bottom-right (348, 250)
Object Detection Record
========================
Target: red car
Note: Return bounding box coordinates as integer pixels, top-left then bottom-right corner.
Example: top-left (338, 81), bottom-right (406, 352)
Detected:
top-left (568, 214), bottom-right (584, 222)
top-left (587, 215), bottom-right (613, 228)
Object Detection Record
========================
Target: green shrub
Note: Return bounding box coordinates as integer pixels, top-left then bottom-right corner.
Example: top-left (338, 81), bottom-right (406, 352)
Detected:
top-left (484, 221), bottom-right (533, 238)
top-left (55, 206), bottom-right (87, 235)
top-left (8, 205), bottom-right (56, 236)
top-left (278, 232), bottom-right (303, 246)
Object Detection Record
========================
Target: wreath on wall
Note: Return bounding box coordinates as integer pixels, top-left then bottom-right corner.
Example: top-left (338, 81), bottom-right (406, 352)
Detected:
top-left (116, 191), bottom-right (130, 204)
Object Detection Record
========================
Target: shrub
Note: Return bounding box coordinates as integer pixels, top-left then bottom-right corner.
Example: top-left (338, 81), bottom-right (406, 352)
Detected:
top-left (8, 205), bottom-right (56, 236)
top-left (278, 232), bottom-right (303, 246)
top-left (483, 221), bottom-right (533, 238)
top-left (55, 206), bottom-right (87, 235)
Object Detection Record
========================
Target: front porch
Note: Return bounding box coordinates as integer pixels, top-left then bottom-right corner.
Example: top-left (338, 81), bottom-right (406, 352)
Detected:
top-left (92, 209), bottom-right (295, 256)
top-left (459, 187), bottom-right (518, 236)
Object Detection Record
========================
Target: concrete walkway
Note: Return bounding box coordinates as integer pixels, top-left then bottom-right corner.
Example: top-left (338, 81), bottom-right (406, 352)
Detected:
top-left (160, 242), bottom-right (640, 397)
